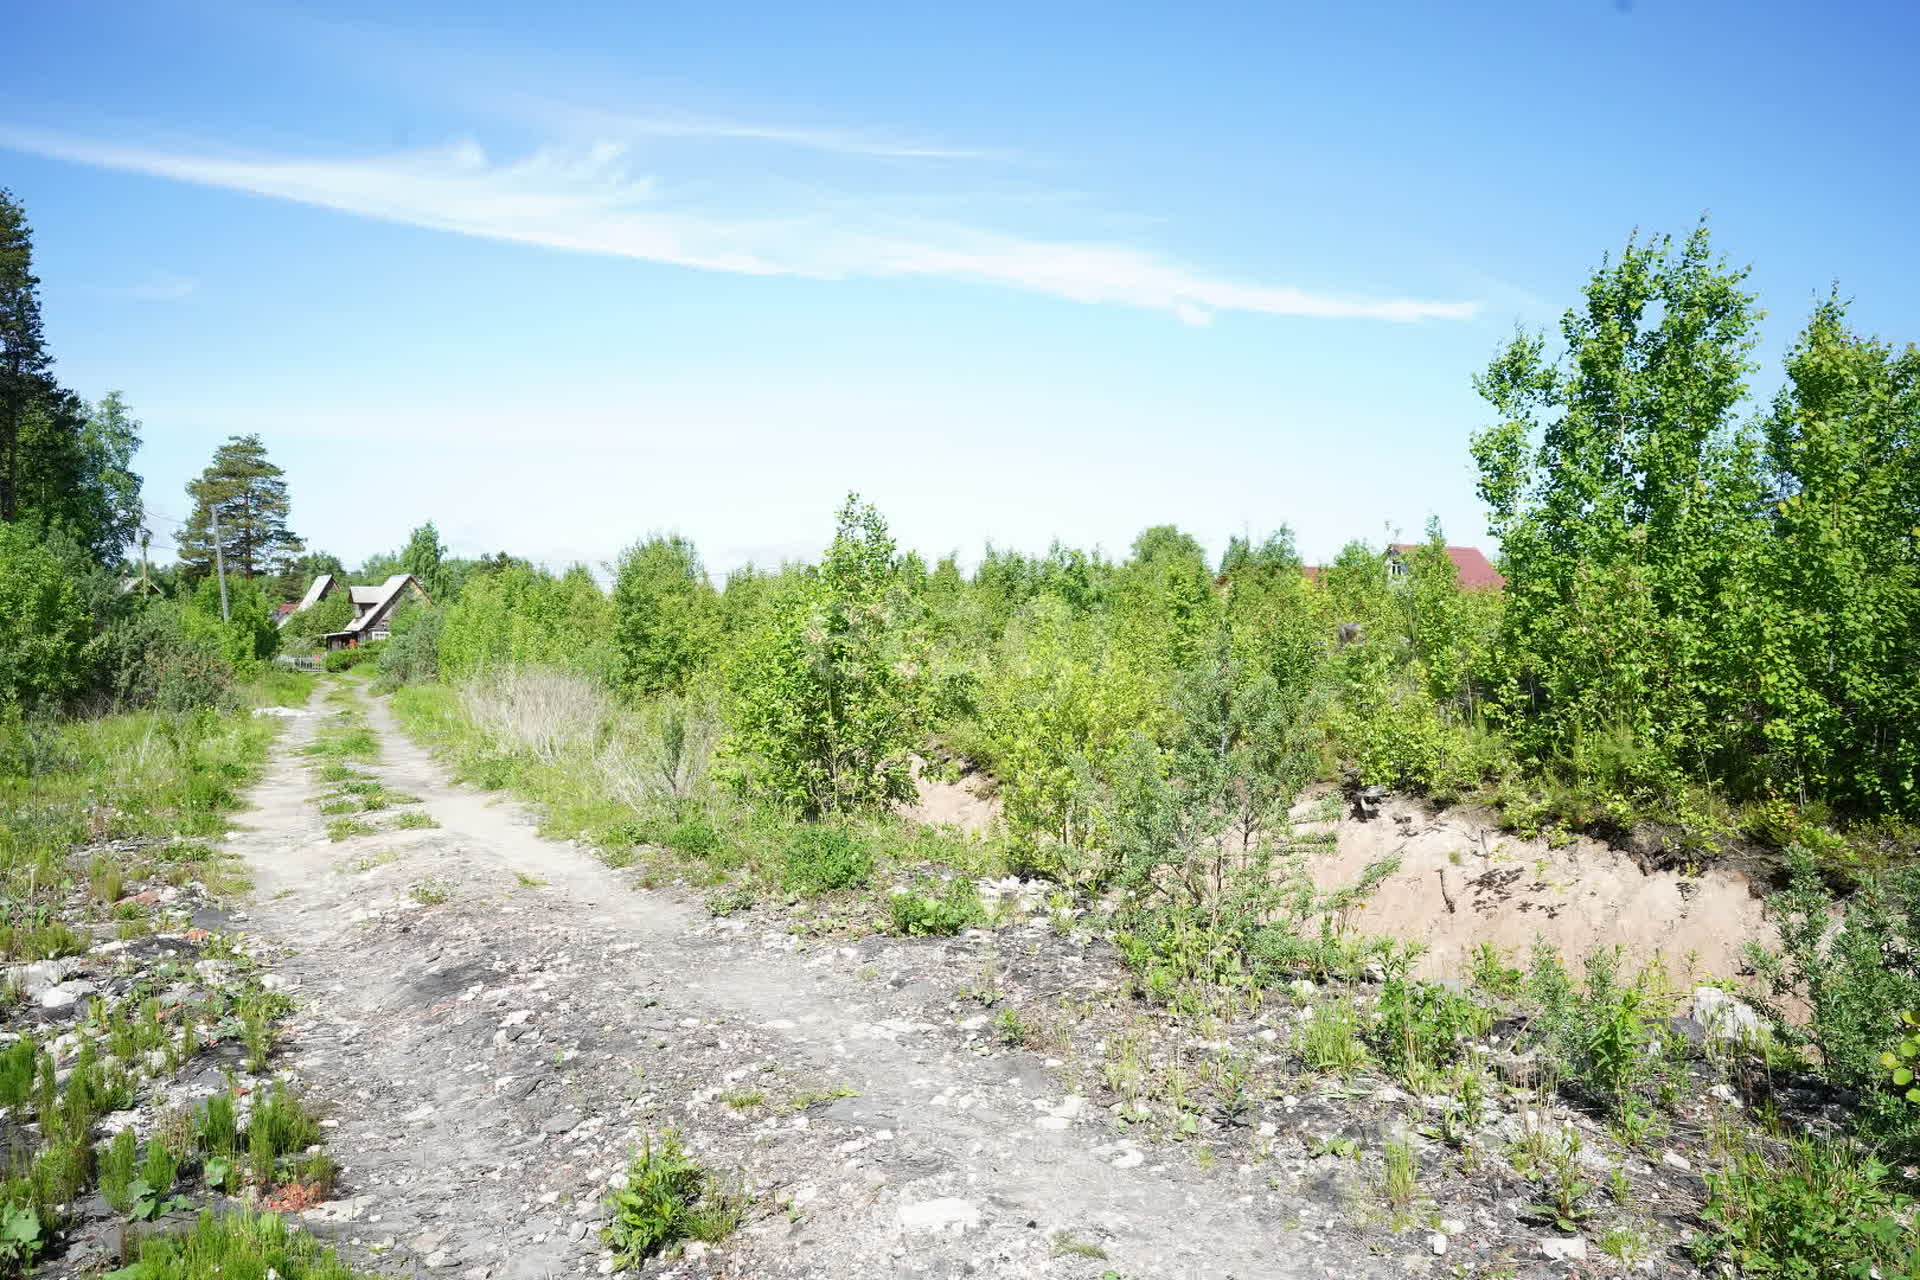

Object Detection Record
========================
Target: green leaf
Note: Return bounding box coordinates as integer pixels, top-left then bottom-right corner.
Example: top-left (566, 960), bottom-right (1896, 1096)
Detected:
top-left (1894, 1068), bottom-right (1912, 1086)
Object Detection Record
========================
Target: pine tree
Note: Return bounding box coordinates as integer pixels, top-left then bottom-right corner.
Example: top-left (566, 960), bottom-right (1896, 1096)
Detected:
top-left (0, 189), bottom-right (53, 526)
top-left (180, 434), bottom-right (302, 579)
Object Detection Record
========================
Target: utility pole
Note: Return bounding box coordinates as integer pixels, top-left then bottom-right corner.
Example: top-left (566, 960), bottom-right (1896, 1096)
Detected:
top-left (211, 505), bottom-right (231, 622)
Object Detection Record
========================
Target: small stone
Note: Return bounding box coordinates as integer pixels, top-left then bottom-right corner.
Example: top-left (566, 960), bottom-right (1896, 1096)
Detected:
top-left (1256, 1122), bottom-right (1277, 1138)
top-left (1662, 1150), bottom-right (1692, 1171)
top-left (1440, 1218), bottom-right (1466, 1236)
top-left (543, 1112), bottom-right (581, 1135)
top-left (1691, 987), bottom-right (1760, 1042)
top-left (424, 1250), bottom-right (450, 1269)
top-left (897, 1198), bottom-right (980, 1234)
top-left (567, 1222), bottom-right (587, 1242)
top-left (1427, 1232), bottom-right (1447, 1256)
top-left (1707, 1083), bottom-right (1741, 1107)
top-left (1539, 1237), bottom-right (1587, 1261)
top-left (683, 1242), bottom-right (709, 1260)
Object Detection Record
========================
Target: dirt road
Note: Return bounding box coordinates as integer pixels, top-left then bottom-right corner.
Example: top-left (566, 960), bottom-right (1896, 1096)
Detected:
top-left (229, 686), bottom-right (1358, 1280)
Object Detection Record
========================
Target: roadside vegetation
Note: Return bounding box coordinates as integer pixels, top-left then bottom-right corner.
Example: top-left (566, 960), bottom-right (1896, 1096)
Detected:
top-left (375, 223), bottom-right (1920, 1275)
top-left (8, 167), bottom-right (1920, 1275)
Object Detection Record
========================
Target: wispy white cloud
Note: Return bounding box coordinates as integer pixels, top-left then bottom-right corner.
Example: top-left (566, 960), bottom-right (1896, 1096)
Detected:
top-left (506, 95), bottom-right (999, 161)
top-left (1, 128), bottom-right (1477, 325)
top-left (102, 269), bottom-right (199, 301)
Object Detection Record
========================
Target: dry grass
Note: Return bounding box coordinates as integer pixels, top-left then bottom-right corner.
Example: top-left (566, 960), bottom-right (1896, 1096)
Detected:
top-left (460, 668), bottom-right (610, 764)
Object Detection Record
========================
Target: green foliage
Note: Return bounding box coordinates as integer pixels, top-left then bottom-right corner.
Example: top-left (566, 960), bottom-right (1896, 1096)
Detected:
top-left (438, 563), bottom-right (616, 683)
top-left (1370, 975), bottom-right (1491, 1076)
top-left (603, 1131), bottom-right (741, 1268)
top-left (612, 534), bottom-right (716, 695)
top-left (280, 592), bottom-right (351, 653)
top-left (99, 1127), bottom-right (139, 1212)
top-left (887, 880), bottom-right (982, 936)
top-left (185, 574), bottom-right (279, 671)
top-left (178, 433), bottom-right (302, 581)
top-left (781, 826), bottom-right (872, 894)
top-left (1695, 1138), bottom-right (1920, 1279)
top-left (108, 1209), bottom-right (370, 1279)
top-left (1769, 851), bottom-right (1920, 1159)
top-left (375, 602), bottom-right (442, 686)
top-left (322, 645), bottom-right (380, 674)
top-left (725, 495), bottom-right (934, 816)
top-left (0, 523), bottom-right (92, 712)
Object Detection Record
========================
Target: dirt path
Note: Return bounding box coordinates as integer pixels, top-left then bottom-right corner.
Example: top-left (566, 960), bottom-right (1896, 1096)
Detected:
top-left (229, 686), bottom-right (1358, 1280)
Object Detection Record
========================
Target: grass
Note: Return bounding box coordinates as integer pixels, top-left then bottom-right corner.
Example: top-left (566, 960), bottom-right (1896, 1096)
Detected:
top-left (390, 811), bottom-right (438, 830)
top-left (409, 881), bottom-right (451, 906)
top-left (386, 681), bottom-right (1014, 908)
top-left (324, 818), bottom-right (374, 842)
top-left (343, 850), bottom-right (397, 873)
top-left (513, 871), bottom-right (547, 888)
top-left (111, 1208), bottom-right (370, 1279)
top-left (1051, 1231), bottom-right (1108, 1259)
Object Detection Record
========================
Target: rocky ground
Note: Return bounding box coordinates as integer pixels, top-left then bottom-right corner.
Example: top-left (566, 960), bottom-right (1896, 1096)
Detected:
top-left (140, 682), bottom-right (1795, 1280)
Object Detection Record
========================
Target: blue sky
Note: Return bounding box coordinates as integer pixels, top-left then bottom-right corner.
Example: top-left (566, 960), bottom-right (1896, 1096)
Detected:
top-left (4, 0), bottom-right (1916, 577)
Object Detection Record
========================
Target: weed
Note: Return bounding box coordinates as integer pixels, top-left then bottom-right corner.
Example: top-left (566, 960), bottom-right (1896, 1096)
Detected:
top-left (1299, 1001), bottom-right (1368, 1074)
top-left (887, 880), bottom-right (982, 937)
top-left (782, 827), bottom-right (872, 894)
top-left (992, 1007), bottom-right (1030, 1047)
top-left (1598, 1224), bottom-right (1651, 1266)
top-left (325, 818), bottom-right (373, 842)
top-left (100, 1126), bottom-right (138, 1211)
top-left (1522, 1127), bottom-right (1594, 1232)
top-left (1695, 1136), bottom-right (1917, 1277)
top-left (111, 1208), bottom-right (368, 1278)
top-left (409, 881), bottom-right (451, 906)
top-left (604, 1131), bottom-right (743, 1267)
top-left (720, 1090), bottom-right (765, 1111)
top-left (1382, 1135), bottom-right (1419, 1211)
top-left (390, 811), bottom-right (438, 830)
top-left (343, 850), bottom-right (397, 873)
top-left (1051, 1231), bottom-right (1108, 1259)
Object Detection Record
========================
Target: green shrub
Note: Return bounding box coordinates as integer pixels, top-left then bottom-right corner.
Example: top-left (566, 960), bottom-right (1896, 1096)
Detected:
top-left (781, 827), bottom-right (872, 894)
top-left (1695, 1138), bottom-right (1920, 1278)
top-left (724, 496), bottom-right (935, 816)
top-left (322, 644), bottom-right (382, 674)
top-left (0, 524), bottom-right (93, 713)
top-left (99, 1127), bottom-right (138, 1211)
top-left (1369, 976), bottom-right (1492, 1076)
top-left (604, 1131), bottom-right (741, 1268)
top-left (887, 880), bottom-right (982, 937)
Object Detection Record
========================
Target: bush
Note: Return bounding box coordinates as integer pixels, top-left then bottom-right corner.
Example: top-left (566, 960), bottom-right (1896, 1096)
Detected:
top-left (1769, 851), bottom-right (1920, 1161)
top-left (376, 603), bottom-right (443, 686)
top-left (322, 644), bottom-right (382, 673)
top-left (887, 880), bottom-right (981, 936)
top-left (0, 524), bottom-right (92, 713)
top-left (782, 827), bottom-right (872, 894)
top-left (725, 496), bottom-right (934, 816)
top-left (1695, 1137), bottom-right (1920, 1278)
top-left (604, 1131), bottom-right (741, 1268)
top-left (95, 602), bottom-right (236, 713)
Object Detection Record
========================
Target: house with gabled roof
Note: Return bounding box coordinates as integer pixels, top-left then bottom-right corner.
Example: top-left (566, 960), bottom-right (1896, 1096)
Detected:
top-left (1384, 543), bottom-right (1506, 591)
top-left (279, 573), bottom-right (432, 649)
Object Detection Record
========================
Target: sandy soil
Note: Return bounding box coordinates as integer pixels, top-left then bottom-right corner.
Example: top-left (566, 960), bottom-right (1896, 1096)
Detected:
top-left (1298, 792), bottom-right (1773, 986)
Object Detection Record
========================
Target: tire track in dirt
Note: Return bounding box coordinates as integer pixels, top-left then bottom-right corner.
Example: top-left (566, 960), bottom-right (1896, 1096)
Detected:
top-left (227, 684), bottom-right (1353, 1279)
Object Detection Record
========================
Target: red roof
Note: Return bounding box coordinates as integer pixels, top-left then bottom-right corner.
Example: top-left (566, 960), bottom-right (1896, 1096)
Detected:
top-left (1388, 544), bottom-right (1506, 590)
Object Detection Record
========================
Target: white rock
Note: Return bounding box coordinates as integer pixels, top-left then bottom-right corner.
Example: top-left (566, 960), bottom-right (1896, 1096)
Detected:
top-left (1662, 1150), bottom-right (1692, 1171)
top-left (423, 1250), bottom-right (450, 1268)
top-left (683, 1241), bottom-right (709, 1260)
top-left (1539, 1237), bottom-right (1587, 1261)
top-left (1707, 1083), bottom-right (1741, 1107)
top-left (39, 982), bottom-right (94, 1010)
top-left (1256, 1122), bottom-right (1277, 1138)
top-left (1440, 1218), bottom-right (1466, 1236)
top-left (897, 1198), bottom-right (980, 1234)
top-left (1427, 1232), bottom-right (1448, 1256)
top-left (1692, 987), bottom-right (1760, 1042)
